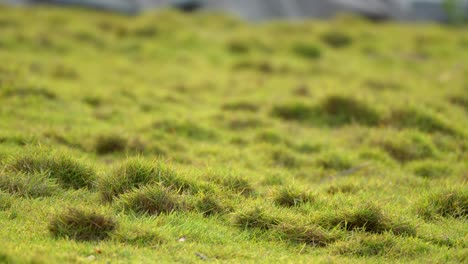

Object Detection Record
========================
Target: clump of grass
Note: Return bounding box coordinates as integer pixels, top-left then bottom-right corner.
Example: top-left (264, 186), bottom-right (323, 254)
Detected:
top-left (333, 235), bottom-right (396, 257)
top-left (271, 148), bottom-right (300, 168)
top-left (226, 117), bottom-right (264, 131)
top-left (211, 174), bottom-right (254, 196)
top-left (2, 85), bottom-right (57, 100)
top-left (407, 160), bottom-right (452, 178)
top-left (333, 234), bottom-right (429, 257)
top-left (0, 171), bottom-right (59, 198)
top-left (315, 151), bottom-right (353, 170)
top-left (232, 60), bottom-right (275, 73)
top-left (101, 158), bottom-right (198, 202)
top-left (227, 40), bottom-right (250, 54)
top-left (385, 108), bottom-right (460, 136)
top-left (324, 203), bottom-right (416, 236)
top-left (131, 25), bottom-right (158, 38)
top-left (262, 173), bottom-right (286, 186)
top-left (0, 252), bottom-right (13, 263)
top-left (319, 95), bottom-right (381, 126)
top-left (154, 120), bottom-right (218, 141)
top-left (327, 183), bottom-right (358, 195)
top-left (417, 189), bottom-right (467, 219)
top-left (292, 43), bottom-right (322, 59)
top-left (448, 95), bottom-right (468, 112)
top-left (94, 133), bottom-right (128, 154)
top-left (235, 207), bottom-right (280, 230)
top-left (222, 101), bottom-right (259, 112)
top-left (195, 194), bottom-right (229, 216)
top-left (0, 191), bottom-right (12, 210)
top-left (256, 131), bottom-right (284, 144)
top-left (374, 132), bottom-right (437, 163)
top-left (83, 96), bottom-right (102, 107)
top-left (271, 102), bottom-right (314, 121)
top-left (275, 223), bottom-right (334, 246)
top-left (330, 204), bottom-right (388, 233)
top-left (321, 31), bottom-right (352, 48)
top-left (274, 187), bottom-right (314, 207)
top-left (8, 153), bottom-right (95, 189)
top-left (49, 208), bottom-right (117, 241)
top-left (98, 159), bottom-right (159, 201)
top-left (117, 186), bottom-right (182, 216)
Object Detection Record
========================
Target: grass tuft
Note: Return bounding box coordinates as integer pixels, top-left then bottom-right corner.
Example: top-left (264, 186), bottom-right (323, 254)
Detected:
top-left (331, 204), bottom-right (388, 233)
top-left (98, 158), bottom-right (156, 201)
top-left (315, 151), bottom-right (353, 170)
top-left (407, 160), bottom-right (452, 178)
top-left (235, 207), bottom-right (280, 230)
top-left (154, 120), bottom-right (218, 141)
top-left (117, 186), bottom-right (181, 216)
top-left (227, 40), bottom-right (250, 54)
top-left (292, 43), bottom-right (322, 59)
top-left (271, 102), bottom-right (313, 122)
top-left (0, 191), bottom-right (12, 210)
top-left (195, 194), bottom-right (229, 216)
top-left (385, 108), bottom-right (460, 136)
top-left (272, 96), bottom-right (380, 126)
top-left (321, 31), bottom-right (352, 48)
top-left (271, 148), bottom-right (300, 168)
top-left (319, 95), bottom-right (380, 126)
top-left (100, 158), bottom-right (197, 201)
top-left (374, 132), bottom-right (437, 163)
top-left (333, 234), bottom-right (429, 257)
top-left (94, 133), bottom-right (128, 154)
top-left (8, 153), bottom-right (95, 189)
top-left (214, 175), bottom-right (254, 196)
top-left (0, 170), bottom-right (59, 198)
top-left (274, 187), bottom-right (314, 207)
top-left (222, 101), bottom-right (259, 112)
top-left (324, 203), bottom-right (416, 235)
top-left (327, 183), bottom-right (358, 195)
top-left (448, 95), bottom-right (468, 112)
top-left (417, 189), bottom-right (467, 219)
top-left (49, 208), bottom-right (117, 241)
top-left (275, 223), bottom-right (334, 246)
top-left (2, 85), bottom-right (57, 100)
top-left (333, 235), bottom-right (396, 257)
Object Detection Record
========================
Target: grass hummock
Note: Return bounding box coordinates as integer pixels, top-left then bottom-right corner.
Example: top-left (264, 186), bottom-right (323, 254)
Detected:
top-left (323, 203), bottom-right (416, 236)
top-left (117, 185), bottom-right (182, 216)
top-left (94, 133), bottom-right (128, 154)
top-left (274, 223), bottom-right (334, 247)
top-left (273, 187), bottom-right (314, 207)
top-left (49, 208), bottom-right (117, 241)
top-left (98, 158), bottom-right (196, 201)
top-left (7, 153), bottom-right (95, 189)
top-left (235, 207), bottom-right (281, 230)
top-left (417, 189), bottom-right (467, 219)
top-left (0, 170), bottom-right (60, 198)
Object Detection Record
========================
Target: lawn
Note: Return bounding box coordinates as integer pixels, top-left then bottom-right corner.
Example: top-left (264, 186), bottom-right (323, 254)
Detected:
top-left (0, 6), bottom-right (467, 263)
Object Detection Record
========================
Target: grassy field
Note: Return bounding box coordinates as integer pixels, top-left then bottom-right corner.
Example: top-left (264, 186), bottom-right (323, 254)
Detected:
top-left (0, 5), bottom-right (467, 263)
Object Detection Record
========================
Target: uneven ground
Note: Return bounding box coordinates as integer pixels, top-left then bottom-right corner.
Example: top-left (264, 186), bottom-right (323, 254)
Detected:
top-left (0, 6), bottom-right (467, 263)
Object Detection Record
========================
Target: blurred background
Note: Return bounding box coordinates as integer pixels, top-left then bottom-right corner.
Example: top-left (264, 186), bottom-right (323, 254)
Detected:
top-left (2, 0), bottom-right (468, 24)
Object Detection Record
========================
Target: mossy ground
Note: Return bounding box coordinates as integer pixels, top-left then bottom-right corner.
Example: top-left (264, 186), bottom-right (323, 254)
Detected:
top-left (0, 6), bottom-right (467, 263)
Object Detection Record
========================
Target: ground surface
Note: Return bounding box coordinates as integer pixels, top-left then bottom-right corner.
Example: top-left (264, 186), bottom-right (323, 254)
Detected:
top-left (0, 6), bottom-right (467, 263)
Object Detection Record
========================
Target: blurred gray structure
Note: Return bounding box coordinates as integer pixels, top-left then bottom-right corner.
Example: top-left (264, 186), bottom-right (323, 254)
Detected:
top-left (2, 0), bottom-right (468, 22)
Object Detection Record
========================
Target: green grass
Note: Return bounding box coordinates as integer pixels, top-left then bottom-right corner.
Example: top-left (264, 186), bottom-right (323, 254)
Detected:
top-left (0, 6), bottom-right (466, 263)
